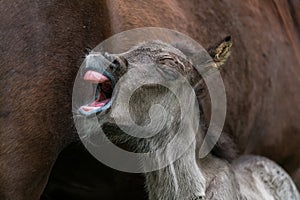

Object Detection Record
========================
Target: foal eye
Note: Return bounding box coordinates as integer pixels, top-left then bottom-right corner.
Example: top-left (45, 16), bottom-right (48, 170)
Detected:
top-left (159, 56), bottom-right (174, 60)
top-left (158, 56), bottom-right (175, 64)
top-left (158, 55), bottom-right (183, 69)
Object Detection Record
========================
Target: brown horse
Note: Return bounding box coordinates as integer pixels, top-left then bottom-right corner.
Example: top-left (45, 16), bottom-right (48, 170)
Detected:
top-left (1, 1), bottom-right (300, 199)
top-left (0, 1), bottom-right (111, 199)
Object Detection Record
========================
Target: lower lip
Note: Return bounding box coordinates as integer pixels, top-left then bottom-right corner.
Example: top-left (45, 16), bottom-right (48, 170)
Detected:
top-left (79, 100), bottom-right (112, 117)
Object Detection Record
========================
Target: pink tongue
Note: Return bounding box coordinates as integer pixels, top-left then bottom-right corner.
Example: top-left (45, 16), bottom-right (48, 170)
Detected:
top-left (89, 99), bottom-right (110, 107)
top-left (84, 70), bottom-right (109, 83)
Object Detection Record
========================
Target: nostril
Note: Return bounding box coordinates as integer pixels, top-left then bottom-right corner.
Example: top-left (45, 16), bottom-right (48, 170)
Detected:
top-left (193, 195), bottom-right (205, 200)
top-left (112, 59), bottom-right (121, 70)
top-left (103, 53), bottom-right (128, 73)
top-left (111, 56), bottom-right (128, 71)
top-left (109, 63), bottom-right (119, 72)
top-left (107, 60), bottom-right (120, 73)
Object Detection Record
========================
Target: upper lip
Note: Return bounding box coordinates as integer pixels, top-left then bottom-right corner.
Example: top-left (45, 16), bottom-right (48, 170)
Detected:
top-left (79, 65), bottom-right (116, 117)
top-left (83, 52), bottom-right (117, 86)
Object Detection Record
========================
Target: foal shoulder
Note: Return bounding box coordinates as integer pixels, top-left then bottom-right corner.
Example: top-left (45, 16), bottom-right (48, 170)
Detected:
top-left (232, 155), bottom-right (300, 200)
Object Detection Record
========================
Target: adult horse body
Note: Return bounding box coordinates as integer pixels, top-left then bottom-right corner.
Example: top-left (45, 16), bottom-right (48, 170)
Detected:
top-left (1, 0), bottom-right (300, 199)
top-left (0, 1), bottom-right (110, 199)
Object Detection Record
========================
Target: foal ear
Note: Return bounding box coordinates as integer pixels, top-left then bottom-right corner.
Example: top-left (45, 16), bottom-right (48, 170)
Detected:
top-left (208, 36), bottom-right (232, 69)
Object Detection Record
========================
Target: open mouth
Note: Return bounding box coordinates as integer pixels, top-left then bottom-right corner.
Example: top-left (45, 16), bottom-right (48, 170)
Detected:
top-left (79, 70), bottom-right (115, 117)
